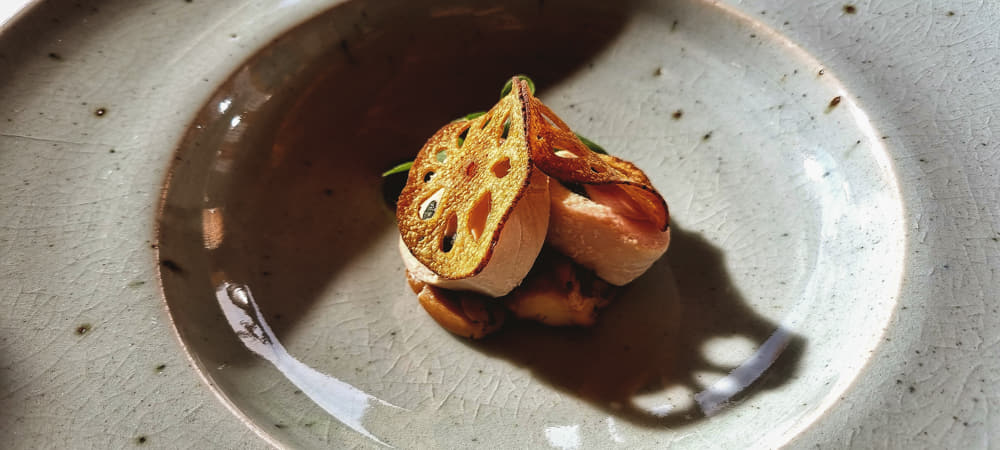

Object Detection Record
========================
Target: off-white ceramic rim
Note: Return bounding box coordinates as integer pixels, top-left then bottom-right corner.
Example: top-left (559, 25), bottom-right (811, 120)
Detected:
top-left (1, 0), bottom-right (995, 448)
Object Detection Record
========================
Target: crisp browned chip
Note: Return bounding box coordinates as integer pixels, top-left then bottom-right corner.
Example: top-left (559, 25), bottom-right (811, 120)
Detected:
top-left (405, 270), bottom-right (426, 294)
top-left (396, 86), bottom-right (536, 280)
top-left (503, 249), bottom-right (618, 327)
top-left (516, 80), bottom-right (670, 231)
top-left (412, 274), bottom-right (507, 339)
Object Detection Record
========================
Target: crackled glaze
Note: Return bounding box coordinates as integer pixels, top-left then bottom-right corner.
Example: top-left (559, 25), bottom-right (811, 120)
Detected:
top-left (158, 0), bottom-right (906, 447)
top-left (0, 0), bottom-right (996, 449)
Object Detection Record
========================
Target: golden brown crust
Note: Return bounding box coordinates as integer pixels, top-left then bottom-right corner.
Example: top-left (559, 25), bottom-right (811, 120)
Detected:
top-left (503, 249), bottom-right (618, 326)
top-left (396, 84), bottom-right (536, 279)
top-left (416, 283), bottom-right (507, 339)
top-left (405, 270), bottom-right (426, 294)
top-left (517, 80), bottom-right (670, 231)
top-left (408, 249), bottom-right (617, 336)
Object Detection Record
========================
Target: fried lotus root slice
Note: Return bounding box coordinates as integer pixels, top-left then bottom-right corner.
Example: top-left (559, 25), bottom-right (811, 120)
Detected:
top-left (517, 80), bottom-right (669, 231)
top-left (410, 271), bottom-right (507, 339)
top-left (397, 169), bottom-right (549, 297)
top-left (504, 250), bottom-right (618, 327)
top-left (397, 86), bottom-right (539, 281)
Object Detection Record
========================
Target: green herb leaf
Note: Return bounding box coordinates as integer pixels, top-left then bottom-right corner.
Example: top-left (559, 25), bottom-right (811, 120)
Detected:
top-left (435, 150), bottom-right (447, 162)
top-left (500, 75), bottom-right (536, 99)
top-left (452, 111), bottom-right (487, 123)
top-left (463, 111), bottom-right (486, 120)
top-left (575, 133), bottom-right (608, 154)
top-left (381, 161), bottom-right (413, 177)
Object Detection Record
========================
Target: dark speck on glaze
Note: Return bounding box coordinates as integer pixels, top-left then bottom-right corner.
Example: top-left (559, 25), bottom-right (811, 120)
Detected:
top-left (76, 324), bottom-right (91, 335)
top-left (843, 5), bottom-right (857, 14)
top-left (826, 96), bottom-right (842, 113)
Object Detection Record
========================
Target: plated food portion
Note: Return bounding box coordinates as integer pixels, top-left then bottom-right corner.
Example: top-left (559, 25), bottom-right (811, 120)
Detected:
top-left (393, 76), bottom-right (670, 338)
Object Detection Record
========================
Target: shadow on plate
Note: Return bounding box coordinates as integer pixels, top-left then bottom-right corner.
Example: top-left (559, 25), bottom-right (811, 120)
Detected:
top-left (466, 225), bottom-right (805, 428)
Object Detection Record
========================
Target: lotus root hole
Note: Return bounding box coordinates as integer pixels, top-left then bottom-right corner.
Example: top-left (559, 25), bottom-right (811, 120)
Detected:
top-left (441, 213), bottom-right (458, 253)
top-left (491, 158), bottom-right (510, 178)
top-left (500, 113), bottom-right (511, 140)
top-left (419, 189), bottom-right (444, 220)
top-left (468, 191), bottom-right (492, 241)
top-left (542, 112), bottom-right (559, 128)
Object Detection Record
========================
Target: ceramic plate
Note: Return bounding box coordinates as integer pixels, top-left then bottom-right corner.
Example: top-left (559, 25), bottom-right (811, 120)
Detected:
top-left (2, 0), bottom-right (996, 448)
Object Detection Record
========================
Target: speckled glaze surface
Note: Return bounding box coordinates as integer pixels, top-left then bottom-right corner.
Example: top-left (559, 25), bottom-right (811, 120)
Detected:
top-left (1, 0), bottom-right (997, 449)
